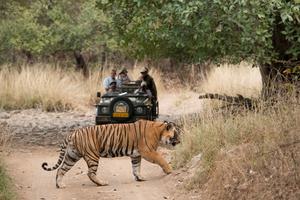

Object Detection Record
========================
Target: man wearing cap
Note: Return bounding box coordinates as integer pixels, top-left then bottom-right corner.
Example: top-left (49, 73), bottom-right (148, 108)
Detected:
top-left (107, 81), bottom-right (117, 93)
top-left (139, 67), bottom-right (157, 100)
top-left (118, 68), bottom-right (131, 85)
top-left (103, 69), bottom-right (120, 92)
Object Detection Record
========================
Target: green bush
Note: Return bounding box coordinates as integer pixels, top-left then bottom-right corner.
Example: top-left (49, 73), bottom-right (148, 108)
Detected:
top-left (0, 163), bottom-right (15, 200)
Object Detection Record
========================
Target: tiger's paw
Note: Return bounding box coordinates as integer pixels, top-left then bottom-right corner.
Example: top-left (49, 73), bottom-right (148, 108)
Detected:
top-left (56, 183), bottom-right (66, 189)
top-left (135, 176), bottom-right (145, 182)
top-left (163, 168), bottom-right (172, 175)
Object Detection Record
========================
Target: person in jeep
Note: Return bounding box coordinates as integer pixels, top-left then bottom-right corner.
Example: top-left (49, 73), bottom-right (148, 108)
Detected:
top-left (103, 69), bottom-right (121, 92)
top-left (107, 81), bottom-right (118, 93)
top-left (95, 67), bottom-right (159, 125)
top-left (139, 67), bottom-right (158, 115)
top-left (135, 81), bottom-right (153, 98)
top-left (139, 67), bottom-right (157, 100)
top-left (118, 68), bottom-right (131, 85)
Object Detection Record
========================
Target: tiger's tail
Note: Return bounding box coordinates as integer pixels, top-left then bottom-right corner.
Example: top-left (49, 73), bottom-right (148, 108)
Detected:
top-left (42, 138), bottom-right (68, 171)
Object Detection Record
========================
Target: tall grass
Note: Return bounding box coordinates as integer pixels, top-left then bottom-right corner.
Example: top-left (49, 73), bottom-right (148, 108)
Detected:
top-left (173, 64), bottom-right (300, 199)
top-left (0, 123), bottom-right (12, 152)
top-left (0, 64), bottom-right (165, 111)
top-left (199, 63), bottom-right (262, 97)
top-left (174, 100), bottom-right (299, 199)
top-left (174, 100), bottom-right (299, 167)
top-left (173, 63), bottom-right (263, 168)
top-left (0, 65), bottom-right (98, 111)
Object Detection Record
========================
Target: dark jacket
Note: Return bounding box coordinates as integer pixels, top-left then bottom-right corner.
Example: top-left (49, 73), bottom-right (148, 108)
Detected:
top-left (142, 74), bottom-right (157, 100)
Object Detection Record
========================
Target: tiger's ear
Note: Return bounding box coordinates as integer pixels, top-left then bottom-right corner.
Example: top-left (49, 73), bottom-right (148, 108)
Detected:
top-left (164, 121), bottom-right (173, 131)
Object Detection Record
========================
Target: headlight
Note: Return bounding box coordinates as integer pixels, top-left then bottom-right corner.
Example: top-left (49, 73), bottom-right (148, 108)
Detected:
top-left (135, 106), bottom-right (144, 114)
top-left (101, 107), bottom-right (109, 114)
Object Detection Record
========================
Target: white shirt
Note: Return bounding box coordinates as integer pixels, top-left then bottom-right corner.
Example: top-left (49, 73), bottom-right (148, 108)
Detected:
top-left (103, 76), bottom-right (121, 90)
top-left (117, 74), bottom-right (131, 85)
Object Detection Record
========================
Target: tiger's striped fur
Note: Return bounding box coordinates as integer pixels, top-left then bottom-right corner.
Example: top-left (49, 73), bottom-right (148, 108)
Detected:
top-left (42, 120), bottom-right (180, 188)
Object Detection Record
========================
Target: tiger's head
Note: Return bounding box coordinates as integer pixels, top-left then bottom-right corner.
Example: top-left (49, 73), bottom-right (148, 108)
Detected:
top-left (161, 121), bottom-right (181, 146)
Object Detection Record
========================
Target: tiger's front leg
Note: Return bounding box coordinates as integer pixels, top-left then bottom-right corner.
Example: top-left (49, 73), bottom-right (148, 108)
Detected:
top-left (140, 151), bottom-right (172, 174)
top-left (130, 155), bottom-right (145, 181)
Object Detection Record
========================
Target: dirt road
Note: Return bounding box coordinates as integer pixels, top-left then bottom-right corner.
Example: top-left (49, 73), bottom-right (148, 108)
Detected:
top-left (1, 91), bottom-right (203, 200)
top-left (4, 147), bottom-right (178, 200)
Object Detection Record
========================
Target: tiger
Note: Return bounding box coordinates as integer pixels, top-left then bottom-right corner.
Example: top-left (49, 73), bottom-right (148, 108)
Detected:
top-left (42, 119), bottom-right (180, 188)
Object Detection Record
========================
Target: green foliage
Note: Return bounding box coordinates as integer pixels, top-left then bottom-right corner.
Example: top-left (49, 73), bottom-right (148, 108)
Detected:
top-left (0, 0), bottom-right (110, 62)
top-left (281, 2), bottom-right (300, 59)
top-left (47, 0), bottom-right (108, 52)
top-left (1, 0), bottom-right (299, 66)
top-left (0, 163), bottom-right (15, 200)
top-left (98, 0), bottom-right (300, 64)
top-left (7, 3), bottom-right (50, 54)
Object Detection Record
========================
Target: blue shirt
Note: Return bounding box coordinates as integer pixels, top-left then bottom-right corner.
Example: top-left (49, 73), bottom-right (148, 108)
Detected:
top-left (103, 76), bottom-right (121, 90)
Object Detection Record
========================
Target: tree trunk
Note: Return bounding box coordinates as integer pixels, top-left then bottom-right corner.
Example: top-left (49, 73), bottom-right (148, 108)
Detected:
top-left (259, 65), bottom-right (280, 100)
top-left (23, 50), bottom-right (33, 64)
top-left (259, 62), bottom-right (300, 100)
top-left (259, 13), bottom-right (300, 100)
top-left (74, 50), bottom-right (89, 78)
top-left (100, 44), bottom-right (107, 71)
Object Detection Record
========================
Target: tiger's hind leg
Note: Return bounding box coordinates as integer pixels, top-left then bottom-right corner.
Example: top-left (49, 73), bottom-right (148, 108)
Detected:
top-left (84, 157), bottom-right (108, 186)
top-left (56, 147), bottom-right (81, 188)
top-left (130, 155), bottom-right (145, 181)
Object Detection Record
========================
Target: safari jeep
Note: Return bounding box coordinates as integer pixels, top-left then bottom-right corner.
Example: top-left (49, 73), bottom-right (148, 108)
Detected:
top-left (95, 82), bottom-right (159, 125)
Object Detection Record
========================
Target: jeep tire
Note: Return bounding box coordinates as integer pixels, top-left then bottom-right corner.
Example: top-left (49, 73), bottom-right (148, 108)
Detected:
top-left (109, 96), bottom-right (134, 123)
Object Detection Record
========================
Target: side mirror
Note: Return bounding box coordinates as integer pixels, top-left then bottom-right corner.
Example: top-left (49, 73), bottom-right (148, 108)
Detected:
top-left (96, 92), bottom-right (101, 98)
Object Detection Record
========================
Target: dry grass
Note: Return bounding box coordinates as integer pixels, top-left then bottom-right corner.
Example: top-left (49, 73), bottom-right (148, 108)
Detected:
top-left (0, 123), bottom-right (12, 152)
top-left (0, 64), bottom-right (165, 111)
top-left (198, 63), bottom-right (262, 97)
top-left (176, 101), bottom-right (300, 199)
top-left (173, 64), bottom-right (300, 199)
top-left (0, 65), bottom-right (92, 111)
top-left (173, 63), bottom-right (263, 168)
